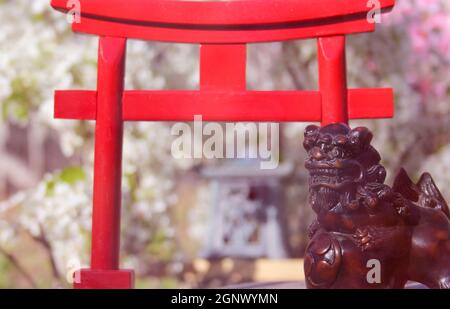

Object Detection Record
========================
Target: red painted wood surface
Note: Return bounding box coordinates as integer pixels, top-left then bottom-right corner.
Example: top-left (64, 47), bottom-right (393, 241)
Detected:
top-left (50, 0), bottom-right (397, 289)
top-left (74, 269), bottom-right (134, 289)
top-left (318, 36), bottom-right (349, 125)
top-left (87, 37), bottom-right (130, 288)
top-left (200, 44), bottom-right (246, 91)
top-left (51, 0), bottom-right (395, 27)
top-left (51, 0), bottom-right (395, 43)
top-left (54, 88), bottom-right (393, 122)
top-left (72, 16), bottom-right (375, 44)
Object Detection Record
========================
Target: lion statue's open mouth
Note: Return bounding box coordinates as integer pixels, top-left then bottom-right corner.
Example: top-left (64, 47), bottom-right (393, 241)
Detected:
top-left (304, 123), bottom-right (386, 191)
top-left (306, 160), bottom-right (364, 189)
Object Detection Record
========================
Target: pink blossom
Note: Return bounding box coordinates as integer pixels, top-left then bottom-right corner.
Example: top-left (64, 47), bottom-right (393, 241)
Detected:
top-left (409, 24), bottom-right (429, 55)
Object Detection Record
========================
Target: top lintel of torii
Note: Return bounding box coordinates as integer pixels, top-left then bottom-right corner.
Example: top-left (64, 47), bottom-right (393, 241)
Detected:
top-left (50, 0), bottom-right (395, 44)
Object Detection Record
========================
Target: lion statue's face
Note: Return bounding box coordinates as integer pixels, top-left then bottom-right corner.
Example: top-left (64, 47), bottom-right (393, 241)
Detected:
top-left (303, 123), bottom-right (386, 191)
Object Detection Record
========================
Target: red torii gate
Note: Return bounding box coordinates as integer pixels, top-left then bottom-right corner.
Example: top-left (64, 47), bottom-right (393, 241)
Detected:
top-left (50, 0), bottom-right (395, 288)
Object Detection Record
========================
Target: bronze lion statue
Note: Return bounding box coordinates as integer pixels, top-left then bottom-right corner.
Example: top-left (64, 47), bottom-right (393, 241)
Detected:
top-left (303, 123), bottom-right (450, 289)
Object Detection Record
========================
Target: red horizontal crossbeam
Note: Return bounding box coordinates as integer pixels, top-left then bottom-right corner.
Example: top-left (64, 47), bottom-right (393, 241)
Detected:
top-left (71, 16), bottom-right (375, 44)
top-left (51, 0), bottom-right (395, 27)
top-left (51, 0), bottom-right (395, 43)
top-left (54, 89), bottom-right (393, 122)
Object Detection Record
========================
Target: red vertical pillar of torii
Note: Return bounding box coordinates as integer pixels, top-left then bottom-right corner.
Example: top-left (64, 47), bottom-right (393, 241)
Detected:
top-left (92, 37), bottom-right (125, 271)
top-left (50, 0), bottom-right (396, 289)
top-left (318, 36), bottom-right (349, 125)
top-left (74, 37), bottom-right (134, 288)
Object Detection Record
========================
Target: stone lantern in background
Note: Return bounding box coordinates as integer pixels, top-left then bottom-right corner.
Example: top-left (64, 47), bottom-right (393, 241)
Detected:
top-left (201, 160), bottom-right (293, 259)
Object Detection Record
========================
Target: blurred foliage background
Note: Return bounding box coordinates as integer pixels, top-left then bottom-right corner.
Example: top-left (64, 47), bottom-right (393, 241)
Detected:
top-left (0, 0), bottom-right (449, 288)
